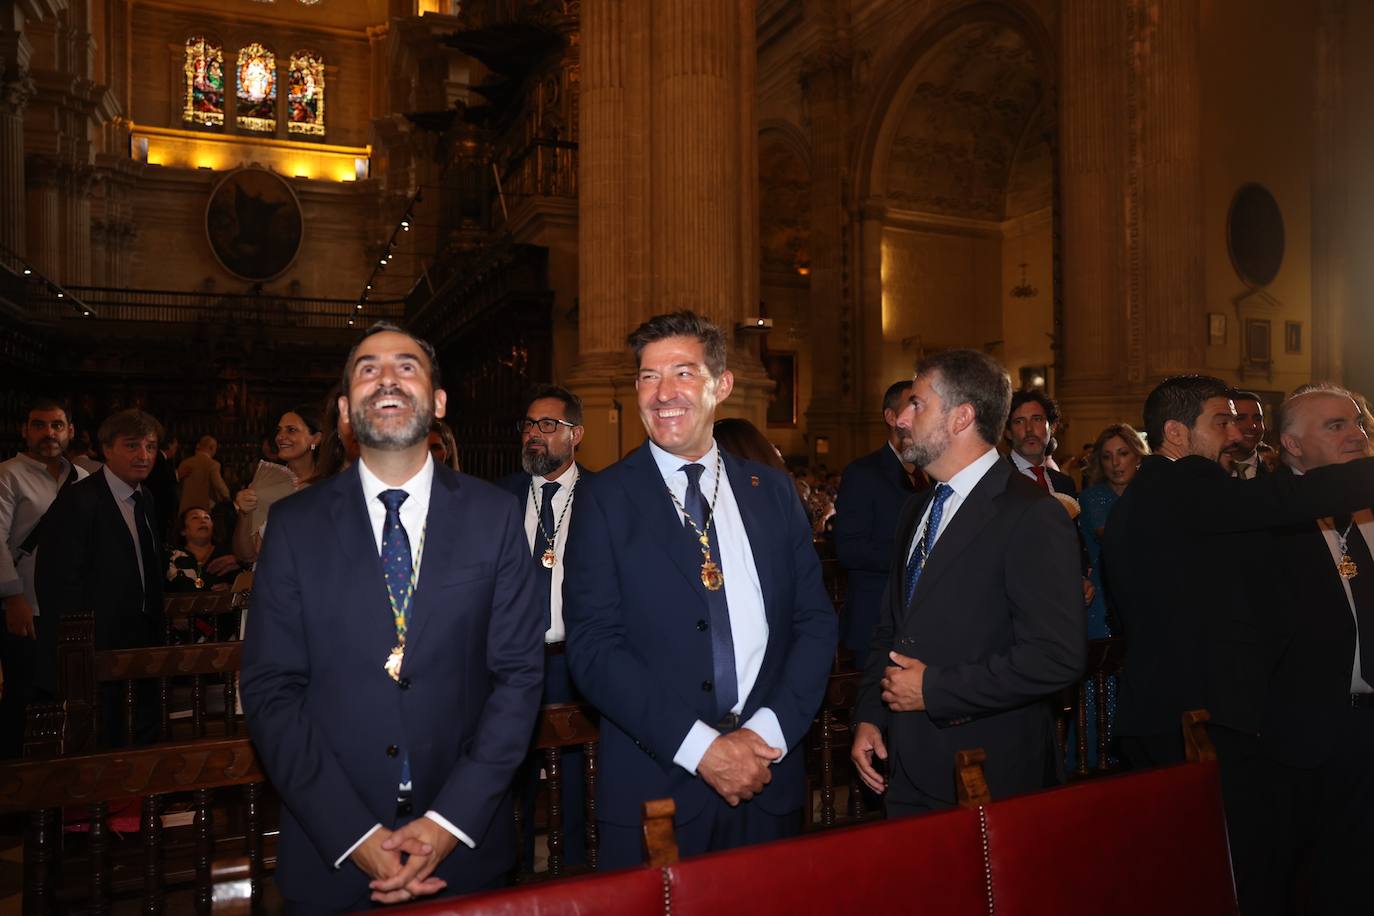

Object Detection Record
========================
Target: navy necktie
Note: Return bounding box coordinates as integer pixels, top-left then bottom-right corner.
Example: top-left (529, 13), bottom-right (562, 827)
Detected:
top-left (682, 463), bottom-right (738, 718)
top-left (378, 489), bottom-right (413, 796)
top-left (130, 489), bottom-right (161, 616)
top-left (534, 481), bottom-right (560, 627)
top-left (1334, 514), bottom-right (1374, 680)
top-left (905, 483), bottom-right (953, 605)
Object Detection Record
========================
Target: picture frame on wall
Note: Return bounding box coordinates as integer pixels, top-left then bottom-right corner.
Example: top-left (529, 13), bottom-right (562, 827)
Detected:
top-left (1285, 321), bottom-right (1302, 355)
top-left (764, 351), bottom-right (798, 428)
top-left (1244, 318), bottom-right (1272, 370)
top-left (1207, 312), bottom-right (1227, 346)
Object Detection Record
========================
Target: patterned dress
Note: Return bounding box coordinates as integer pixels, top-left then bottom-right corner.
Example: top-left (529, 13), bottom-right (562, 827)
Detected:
top-left (1073, 483), bottom-right (1120, 769)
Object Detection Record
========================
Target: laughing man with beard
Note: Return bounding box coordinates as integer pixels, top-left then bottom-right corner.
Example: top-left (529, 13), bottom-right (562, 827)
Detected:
top-left (243, 321), bottom-right (543, 911)
top-left (495, 384), bottom-right (593, 869)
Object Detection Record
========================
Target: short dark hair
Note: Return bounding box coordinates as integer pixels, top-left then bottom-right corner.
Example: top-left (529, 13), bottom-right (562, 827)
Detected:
top-left (627, 310), bottom-right (727, 378)
top-left (97, 409), bottom-right (163, 447)
top-left (1142, 375), bottom-right (1230, 449)
top-left (524, 384), bottom-right (584, 427)
top-left (1227, 389), bottom-right (1262, 409)
top-left (340, 321), bottom-right (443, 393)
top-left (882, 380), bottom-right (912, 416)
top-left (26, 397), bottom-right (70, 421)
top-left (915, 349), bottom-right (1012, 446)
top-left (1007, 388), bottom-right (1061, 427)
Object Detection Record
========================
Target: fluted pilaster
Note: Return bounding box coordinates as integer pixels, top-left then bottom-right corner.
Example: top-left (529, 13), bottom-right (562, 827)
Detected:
top-left (0, 69), bottom-right (36, 257)
top-left (25, 156), bottom-right (61, 277)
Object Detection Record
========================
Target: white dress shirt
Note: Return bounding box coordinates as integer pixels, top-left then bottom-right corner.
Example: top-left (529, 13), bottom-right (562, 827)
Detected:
top-left (522, 464), bottom-right (579, 643)
top-left (338, 455), bottom-right (476, 868)
top-left (907, 447), bottom-right (1002, 562)
top-left (1316, 509), bottom-right (1374, 694)
top-left (646, 440), bottom-right (787, 774)
top-left (0, 453), bottom-right (86, 615)
top-left (102, 466), bottom-right (154, 589)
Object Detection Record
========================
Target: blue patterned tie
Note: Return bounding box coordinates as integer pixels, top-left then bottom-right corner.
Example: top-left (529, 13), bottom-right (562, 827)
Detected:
top-left (533, 481), bottom-right (560, 626)
top-left (682, 463), bottom-right (738, 718)
top-left (904, 483), bottom-right (953, 605)
top-left (378, 489), bottom-right (413, 794)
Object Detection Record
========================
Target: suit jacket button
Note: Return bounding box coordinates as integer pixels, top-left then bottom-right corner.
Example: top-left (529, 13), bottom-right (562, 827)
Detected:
top-left (398, 677), bottom-right (411, 691)
top-left (701, 680), bottom-right (713, 692)
top-left (386, 745), bottom-right (399, 758)
top-left (696, 620), bottom-right (708, 631)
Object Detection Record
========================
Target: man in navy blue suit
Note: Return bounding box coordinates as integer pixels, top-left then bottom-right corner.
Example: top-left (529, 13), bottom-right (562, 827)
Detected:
top-left (833, 379), bottom-right (928, 656)
top-left (496, 384), bottom-right (591, 869)
top-left (564, 310), bottom-right (836, 869)
top-left (242, 322), bottom-right (544, 912)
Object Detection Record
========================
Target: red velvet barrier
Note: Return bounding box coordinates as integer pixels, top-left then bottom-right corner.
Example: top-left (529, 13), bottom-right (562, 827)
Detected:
top-left (981, 761), bottom-right (1239, 916)
top-left (389, 866), bottom-right (664, 916)
top-left (665, 806), bottom-right (988, 916)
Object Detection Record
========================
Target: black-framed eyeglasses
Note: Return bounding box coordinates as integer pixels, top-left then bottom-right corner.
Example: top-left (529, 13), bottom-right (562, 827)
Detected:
top-left (516, 417), bottom-right (577, 434)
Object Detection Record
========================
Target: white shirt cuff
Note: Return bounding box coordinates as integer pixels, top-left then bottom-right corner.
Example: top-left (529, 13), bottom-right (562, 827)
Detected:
top-left (742, 707), bottom-right (788, 762)
top-left (424, 810), bottom-right (476, 849)
top-left (672, 720), bottom-right (723, 775)
top-left (335, 823), bottom-right (382, 869)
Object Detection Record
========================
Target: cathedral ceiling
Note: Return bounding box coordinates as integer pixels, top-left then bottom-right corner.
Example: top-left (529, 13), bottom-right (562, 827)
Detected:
top-left (883, 22), bottom-right (1045, 222)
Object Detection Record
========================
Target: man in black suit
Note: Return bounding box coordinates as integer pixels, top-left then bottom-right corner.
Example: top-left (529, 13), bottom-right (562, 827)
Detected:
top-left (496, 384), bottom-right (591, 869)
top-left (832, 379), bottom-right (927, 657)
top-left (35, 409), bottom-right (165, 745)
top-left (1208, 385), bottom-right (1374, 916)
top-left (1004, 389), bottom-right (1078, 496)
top-left (1225, 389), bottom-right (1268, 479)
top-left (850, 350), bottom-right (1084, 813)
top-left (1102, 375), bottom-right (1374, 771)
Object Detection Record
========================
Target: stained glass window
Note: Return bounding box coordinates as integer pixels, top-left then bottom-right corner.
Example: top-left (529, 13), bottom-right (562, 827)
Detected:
top-left (236, 43), bottom-right (277, 132)
top-left (287, 51), bottom-right (325, 136)
top-left (183, 38), bottom-right (224, 127)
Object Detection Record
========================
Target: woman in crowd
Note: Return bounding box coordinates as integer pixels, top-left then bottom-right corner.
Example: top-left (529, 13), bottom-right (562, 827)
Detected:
top-left (166, 506), bottom-right (242, 593)
top-left (1074, 421), bottom-right (1149, 770)
top-left (428, 419), bottom-right (461, 471)
top-left (231, 405), bottom-right (321, 565)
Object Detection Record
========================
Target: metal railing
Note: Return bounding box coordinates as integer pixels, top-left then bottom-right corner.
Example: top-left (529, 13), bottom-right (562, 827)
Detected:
top-left (21, 285), bottom-right (404, 329)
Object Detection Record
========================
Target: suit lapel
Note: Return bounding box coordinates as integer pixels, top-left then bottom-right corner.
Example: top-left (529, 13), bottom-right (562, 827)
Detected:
top-left (724, 452), bottom-right (776, 618)
top-left (406, 466), bottom-right (463, 649)
top-left (625, 444), bottom-right (712, 600)
top-left (329, 466), bottom-right (394, 646)
top-left (905, 461), bottom-right (1008, 614)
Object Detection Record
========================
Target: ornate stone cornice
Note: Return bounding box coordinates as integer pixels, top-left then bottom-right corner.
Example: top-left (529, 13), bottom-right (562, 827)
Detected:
top-left (0, 68), bottom-right (37, 117)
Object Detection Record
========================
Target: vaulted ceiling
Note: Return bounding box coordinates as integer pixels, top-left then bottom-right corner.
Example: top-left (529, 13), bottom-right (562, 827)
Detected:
top-left (884, 22), bottom-right (1046, 221)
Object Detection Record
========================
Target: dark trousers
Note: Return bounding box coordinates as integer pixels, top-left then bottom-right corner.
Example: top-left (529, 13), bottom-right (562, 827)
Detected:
top-left (597, 793), bottom-right (800, 871)
top-left (1211, 714), bottom-right (1374, 916)
top-left (884, 782), bottom-right (956, 819)
top-left (519, 652), bottom-right (586, 869)
top-left (0, 629), bottom-right (39, 758)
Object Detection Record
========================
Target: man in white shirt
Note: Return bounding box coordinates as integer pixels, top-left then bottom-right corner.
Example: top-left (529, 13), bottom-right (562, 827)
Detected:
top-left (496, 384), bottom-right (591, 869)
top-left (851, 349), bottom-right (1084, 813)
top-left (242, 322), bottom-right (543, 911)
top-left (564, 311), bottom-right (836, 869)
top-left (0, 399), bottom-right (86, 756)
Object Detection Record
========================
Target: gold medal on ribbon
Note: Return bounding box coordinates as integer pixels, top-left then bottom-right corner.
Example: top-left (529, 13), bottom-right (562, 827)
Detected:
top-left (541, 548), bottom-right (557, 569)
top-left (194, 577), bottom-right (204, 589)
top-left (1339, 554), bottom-right (1359, 579)
top-left (385, 644), bottom-right (405, 682)
top-left (701, 560), bottom-right (724, 591)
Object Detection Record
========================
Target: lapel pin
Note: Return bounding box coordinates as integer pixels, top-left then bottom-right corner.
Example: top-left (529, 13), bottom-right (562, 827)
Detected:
top-left (750, 475), bottom-right (760, 487)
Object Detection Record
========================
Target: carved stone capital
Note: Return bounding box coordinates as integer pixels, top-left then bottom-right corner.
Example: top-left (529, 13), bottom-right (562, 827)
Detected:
top-left (0, 68), bottom-right (37, 117)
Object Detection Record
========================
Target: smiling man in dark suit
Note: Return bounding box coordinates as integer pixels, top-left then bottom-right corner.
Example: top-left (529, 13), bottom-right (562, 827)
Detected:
top-left (36, 408), bottom-right (165, 746)
top-left (242, 322), bottom-right (543, 912)
top-left (832, 379), bottom-right (928, 657)
top-left (850, 350), bottom-right (1084, 814)
top-left (564, 310), bottom-right (835, 869)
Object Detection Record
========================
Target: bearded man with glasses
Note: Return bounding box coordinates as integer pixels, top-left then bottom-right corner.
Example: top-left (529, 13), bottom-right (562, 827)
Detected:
top-left (497, 384), bottom-right (594, 869)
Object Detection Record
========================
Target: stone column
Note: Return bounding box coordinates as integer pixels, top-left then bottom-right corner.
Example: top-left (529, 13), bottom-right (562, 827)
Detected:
top-left (63, 165), bottom-right (94, 286)
top-left (1311, 0), bottom-right (1347, 383)
top-left (25, 155), bottom-right (62, 279)
top-left (572, 0), bottom-right (765, 467)
top-left (1057, 0), bottom-right (1204, 435)
top-left (0, 68), bottom-right (35, 258)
